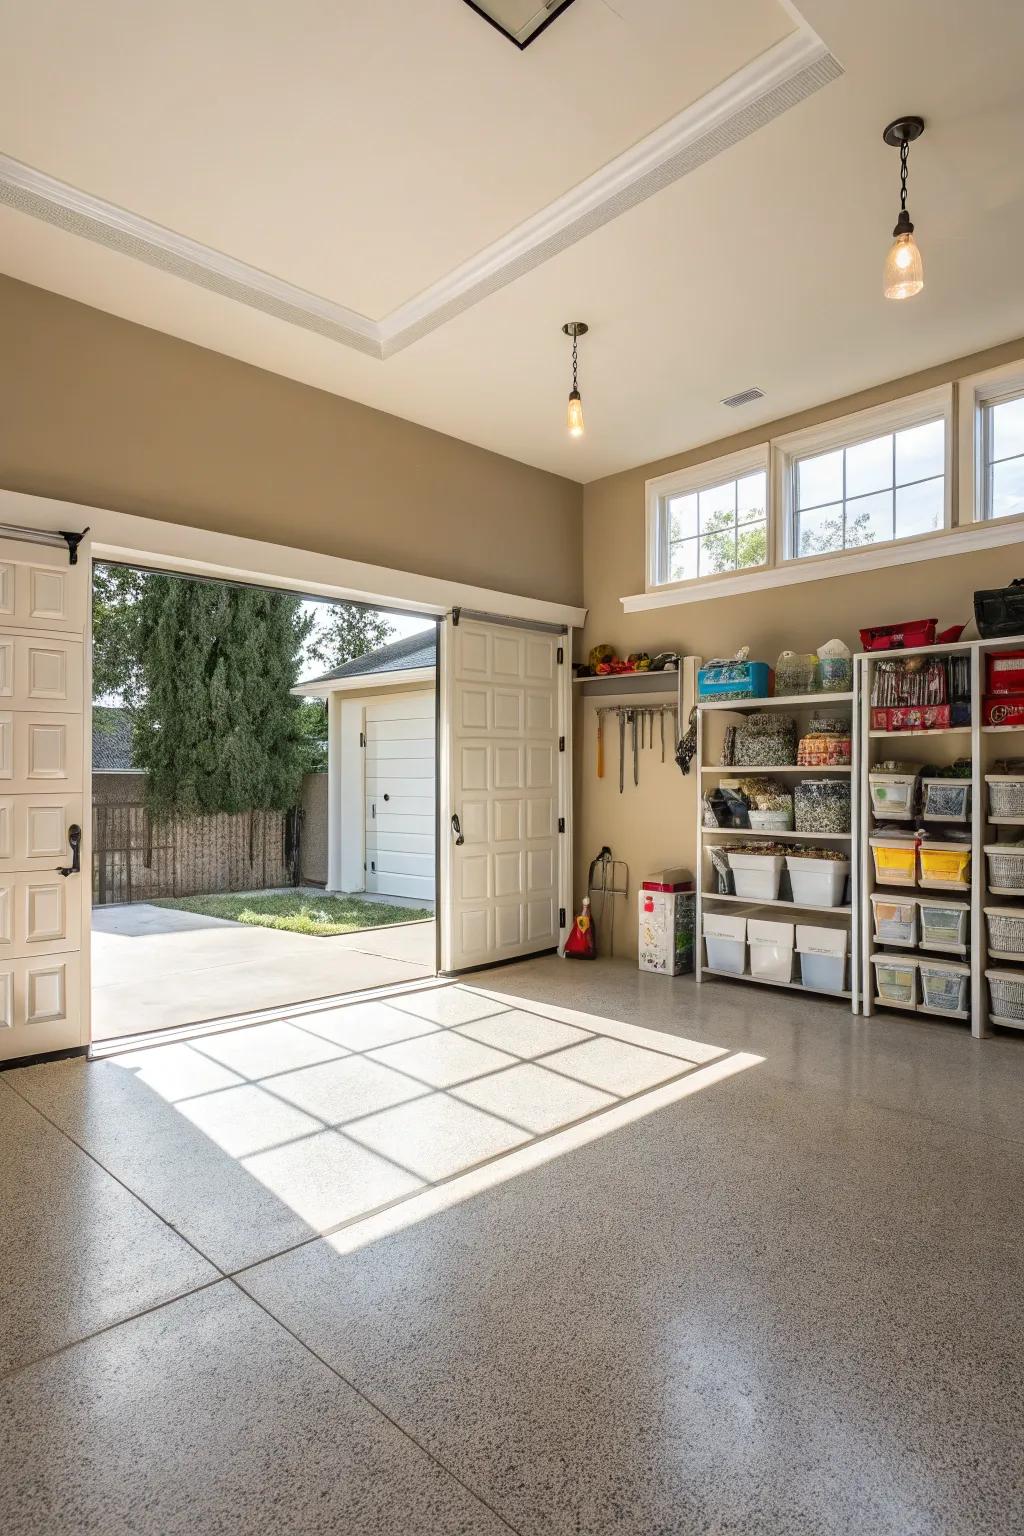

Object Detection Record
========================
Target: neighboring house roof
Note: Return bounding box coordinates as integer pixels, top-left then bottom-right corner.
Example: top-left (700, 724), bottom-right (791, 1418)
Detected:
top-left (296, 628), bottom-right (437, 690)
top-left (92, 705), bottom-right (141, 772)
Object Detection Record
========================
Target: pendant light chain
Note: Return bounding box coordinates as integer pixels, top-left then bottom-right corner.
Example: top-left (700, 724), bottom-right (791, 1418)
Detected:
top-left (899, 138), bottom-right (909, 213)
top-left (571, 330), bottom-right (579, 393)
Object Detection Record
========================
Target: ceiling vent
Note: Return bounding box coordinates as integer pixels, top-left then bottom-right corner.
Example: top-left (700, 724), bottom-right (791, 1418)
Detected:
top-left (720, 387), bottom-right (766, 409)
top-left (463, 0), bottom-right (576, 49)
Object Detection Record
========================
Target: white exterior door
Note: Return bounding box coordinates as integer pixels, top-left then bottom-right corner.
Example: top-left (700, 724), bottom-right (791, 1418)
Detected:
top-left (0, 530), bottom-right (90, 1061)
top-left (440, 614), bottom-right (568, 972)
top-left (363, 692), bottom-right (436, 901)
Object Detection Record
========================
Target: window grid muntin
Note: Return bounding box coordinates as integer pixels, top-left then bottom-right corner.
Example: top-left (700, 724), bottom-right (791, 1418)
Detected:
top-left (664, 471), bottom-right (767, 582)
top-left (982, 393), bottom-right (1024, 521)
top-left (794, 418), bottom-right (944, 557)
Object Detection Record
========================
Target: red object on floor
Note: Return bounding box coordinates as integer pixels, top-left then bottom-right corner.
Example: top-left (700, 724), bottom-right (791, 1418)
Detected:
top-left (563, 897), bottom-right (596, 959)
top-left (859, 619), bottom-right (937, 651)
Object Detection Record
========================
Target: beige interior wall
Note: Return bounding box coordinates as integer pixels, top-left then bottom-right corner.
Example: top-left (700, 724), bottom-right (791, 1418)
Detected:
top-left (0, 276), bottom-right (583, 606)
top-left (578, 335), bottom-right (1024, 954)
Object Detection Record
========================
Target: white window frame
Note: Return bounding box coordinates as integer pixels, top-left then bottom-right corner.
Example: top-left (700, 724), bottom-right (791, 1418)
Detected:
top-left (959, 361), bottom-right (1024, 530)
top-left (645, 442), bottom-right (770, 594)
top-left (772, 384), bottom-right (954, 567)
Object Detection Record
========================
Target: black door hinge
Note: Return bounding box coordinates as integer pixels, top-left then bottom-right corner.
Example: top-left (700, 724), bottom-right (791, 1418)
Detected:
top-left (558, 817), bottom-right (565, 833)
top-left (558, 735), bottom-right (565, 752)
top-left (359, 731), bottom-right (365, 748)
top-left (559, 907), bottom-right (566, 928)
top-left (451, 607), bottom-right (461, 627)
top-left (556, 646), bottom-right (564, 664)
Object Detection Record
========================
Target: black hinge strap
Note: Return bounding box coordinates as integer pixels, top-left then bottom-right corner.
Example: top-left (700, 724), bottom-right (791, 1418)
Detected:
top-left (451, 607), bottom-right (461, 626)
top-left (559, 907), bottom-right (566, 928)
top-left (558, 817), bottom-right (565, 833)
top-left (556, 646), bottom-right (564, 664)
top-left (558, 736), bottom-right (565, 752)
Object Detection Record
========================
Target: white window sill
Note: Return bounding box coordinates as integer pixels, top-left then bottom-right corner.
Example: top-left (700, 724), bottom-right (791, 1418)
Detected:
top-left (622, 515), bottom-right (1024, 613)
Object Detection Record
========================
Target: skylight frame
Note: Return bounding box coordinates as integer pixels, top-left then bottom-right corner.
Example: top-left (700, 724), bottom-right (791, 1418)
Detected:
top-left (461, 0), bottom-right (578, 50)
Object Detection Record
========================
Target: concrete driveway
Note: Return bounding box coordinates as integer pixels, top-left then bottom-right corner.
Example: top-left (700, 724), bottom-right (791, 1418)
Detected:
top-left (92, 902), bottom-right (436, 1042)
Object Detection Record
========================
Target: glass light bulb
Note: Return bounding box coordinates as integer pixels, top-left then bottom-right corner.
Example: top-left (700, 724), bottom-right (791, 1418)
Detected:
top-left (883, 230), bottom-right (924, 300)
top-left (567, 390), bottom-right (584, 437)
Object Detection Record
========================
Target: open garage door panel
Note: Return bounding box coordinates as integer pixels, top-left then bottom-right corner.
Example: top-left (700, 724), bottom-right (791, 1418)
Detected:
top-left (364, 692), bottom-right (436, 901)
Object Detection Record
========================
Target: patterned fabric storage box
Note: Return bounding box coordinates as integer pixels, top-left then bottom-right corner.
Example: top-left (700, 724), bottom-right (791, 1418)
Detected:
top-left (984, 906), bottom-right (1024, 961)
top-left (917, 896), bottom-right (969, 953)
top-left (917, 958), bottom-right (970, 1018)
top-left (986, 968), bottom-right (1024, 1024)
top-left (870, 893), bottom-right (917, 947)
top-left (984, 843), bottom-right (1024, 894)
top-left (871, 953), bottom-right (918, 1009)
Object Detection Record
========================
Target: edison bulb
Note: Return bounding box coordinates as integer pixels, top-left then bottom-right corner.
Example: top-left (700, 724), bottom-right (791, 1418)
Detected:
top-left (567, 390), bottom-right (585, 437)
top-left (883, 230), bottom-right (924, 300)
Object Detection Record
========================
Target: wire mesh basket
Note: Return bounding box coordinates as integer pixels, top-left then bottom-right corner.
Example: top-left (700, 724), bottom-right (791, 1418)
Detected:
top-left (984, 845), bottom-right (1024, 892)
top-left (986, 776), bottom-right (1024, 819)
top-left (984, 907), bottom-right (1024, 959)
top-left (987, 969), bottom-right (1024, 1021)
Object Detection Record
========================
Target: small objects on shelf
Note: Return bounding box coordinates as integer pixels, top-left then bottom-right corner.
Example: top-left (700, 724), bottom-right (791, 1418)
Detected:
top-left (869, 652), bottom-right (970, 730)
top-left (797, 716), bottom-right (852, 766)
top-left (816, 638), bottom-right (853, 693)
top-left (579, 646), bottom-right (681, 678)
top-left (860, 618), bottom-right (937, 651)
top-left (697, 651), bottom-right (772, 701)
top-left (775, 651), bottom-right (819, 696)
top-left (732, 712), bottom-right (797, 767)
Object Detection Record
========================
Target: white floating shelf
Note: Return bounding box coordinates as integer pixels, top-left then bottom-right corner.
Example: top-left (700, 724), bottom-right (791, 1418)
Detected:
top-left (699, 763), bottom-right (852, 775)
top-left (698, 691), bottom-right (853, 713)
top-left (701, 891), bottom-right (851, 915)
top-left (701, 826), bottom-right (851, 841)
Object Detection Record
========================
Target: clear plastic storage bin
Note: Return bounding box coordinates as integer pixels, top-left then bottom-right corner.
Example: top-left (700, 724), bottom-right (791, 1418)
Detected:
top-left (921, 778), bottom-right (971, 823)
top-left (984, 906), bottom-right (1024, 960)
top-left (796, 924), bottom-right (848, 994)
top-left (786, 855), bottom-right (849, 908)
top-left (917, 896), bottom-right (970, 953)
top-left (870, 893), bottom-right (917, 947)
top-left (984, 843), bottom-right (1024, 894)
top-left (917, 958), bottom-right (970, 1018)
top-left (986, 967), bottom-right (1024, 1024)
top-left (747, 919), bottom-right (795, 982)
top-left (869, 771), bottom-right (917, 819)
top-left (870, 836), bottom-right (918, 887)
top-left (727, 852), bottom-right (785, 902)
top-left (703, 913), bottom-right (747, 975)
top-left (871, 953), bottom-right (918, 1009)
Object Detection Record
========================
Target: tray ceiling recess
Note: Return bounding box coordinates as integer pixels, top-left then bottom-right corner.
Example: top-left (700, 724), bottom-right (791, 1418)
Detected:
top-left (463, 1), bottom-right (577, 50)
top-left (0, 27), bottom-right (840, 362)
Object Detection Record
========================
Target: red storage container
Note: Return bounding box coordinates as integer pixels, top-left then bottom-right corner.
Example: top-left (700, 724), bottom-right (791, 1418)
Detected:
top-left (984, 697), bottom-right (1024, 728)
top-left (871, 705), bottom-right (951, 732)
top-left (986, 650), bottom-right (1024, 696)
top-left (859, 619), bottom-right (937, 652)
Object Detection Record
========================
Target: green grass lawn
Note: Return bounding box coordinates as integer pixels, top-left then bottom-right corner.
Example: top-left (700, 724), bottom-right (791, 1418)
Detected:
top-left (152, 890), bottom-right (432, 937)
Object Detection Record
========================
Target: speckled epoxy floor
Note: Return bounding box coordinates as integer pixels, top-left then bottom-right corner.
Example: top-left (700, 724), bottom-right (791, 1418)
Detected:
top-left (2, 960), bottom-right (1023, 1534)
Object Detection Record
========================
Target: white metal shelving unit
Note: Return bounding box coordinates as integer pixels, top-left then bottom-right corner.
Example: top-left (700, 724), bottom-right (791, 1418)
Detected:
top-left (696, 690), bottom-right (860, 1012)
top-left (858, 634), bottom-right (1024, 1039)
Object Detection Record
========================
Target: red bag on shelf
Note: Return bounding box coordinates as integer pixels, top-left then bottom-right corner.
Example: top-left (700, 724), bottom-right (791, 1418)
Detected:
top-left (859, 619), bottom-right (937, 652)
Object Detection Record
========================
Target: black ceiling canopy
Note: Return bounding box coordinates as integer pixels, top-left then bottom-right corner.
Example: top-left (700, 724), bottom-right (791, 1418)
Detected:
top-left (462, 0), bottom-right (577, 49)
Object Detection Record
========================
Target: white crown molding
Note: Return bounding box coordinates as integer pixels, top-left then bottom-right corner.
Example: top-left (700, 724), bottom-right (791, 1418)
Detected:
top-left (0, 25), bottom-right (840, 361)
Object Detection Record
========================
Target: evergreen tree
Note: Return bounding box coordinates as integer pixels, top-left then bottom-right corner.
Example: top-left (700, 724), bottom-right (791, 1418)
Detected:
top-left (306, 603), bottom-right (393, 671)
top-left (132, 576), bottom-right (312, 816)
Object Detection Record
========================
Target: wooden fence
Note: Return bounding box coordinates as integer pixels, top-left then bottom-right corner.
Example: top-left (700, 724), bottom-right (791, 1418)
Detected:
top-left (92, 800), bottom-right (302, 906)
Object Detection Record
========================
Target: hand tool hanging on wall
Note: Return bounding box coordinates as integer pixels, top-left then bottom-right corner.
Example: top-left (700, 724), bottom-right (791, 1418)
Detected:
top-left (596, 710), bottom-right (605, 779)
top-left (632, 710), bottom-right (639, 786)
top-left (618, 710), bottom-right (626, 793)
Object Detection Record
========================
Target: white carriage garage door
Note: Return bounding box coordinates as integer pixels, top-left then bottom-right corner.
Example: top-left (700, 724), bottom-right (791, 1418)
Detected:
top-left (363, 691), bottom-right (436, 902)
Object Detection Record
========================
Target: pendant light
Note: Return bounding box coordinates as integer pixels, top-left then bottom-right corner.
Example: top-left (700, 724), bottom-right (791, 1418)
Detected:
top-left (562, 321), bottom-right (588, 436)
top-left (882, 116), bottom-right (925, 301)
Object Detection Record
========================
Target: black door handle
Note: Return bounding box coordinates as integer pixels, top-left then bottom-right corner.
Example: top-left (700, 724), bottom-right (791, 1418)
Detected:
top-left (58, 824), bottom-right (82, 877)
top-left (451, 813), bottom-right (465, 846)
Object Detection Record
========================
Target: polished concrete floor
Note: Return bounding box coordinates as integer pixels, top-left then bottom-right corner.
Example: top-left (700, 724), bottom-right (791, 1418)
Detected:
top-left (2, 959), bottom-right (1023, 1534)
top-left (92, 901), bottom-right (436, 1039)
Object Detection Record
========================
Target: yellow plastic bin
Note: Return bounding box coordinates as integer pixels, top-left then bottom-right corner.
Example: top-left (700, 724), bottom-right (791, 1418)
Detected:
top-left (918, 840), bottom-right (971, 891)
top-left (870, 836), bottom-right (918, 888)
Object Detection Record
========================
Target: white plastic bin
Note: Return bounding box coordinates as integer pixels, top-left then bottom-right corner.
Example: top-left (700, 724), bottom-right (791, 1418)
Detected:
top-left (796, 924), bottom-right (848, 994)
top-left (870, 893), bottom-right (917, 947)
top-left (728, 852), bottom-right (785, 902)
top-left (918, 896), bottom-right (970, 953)
top-left (870, 952), bottom-right (918, 1009)
top-left (786, 855), bottom-right (849, 908)
top-left (869, 771), bottom-right (917, 819)
top-left (917, 957), bottom-right (970, 1017)
top-left (920, 778), bottom-right (971, 823)
top-left (747, 919), bottom-right (795, 982)
top-left (703, 912), bottom-right (747, 975)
